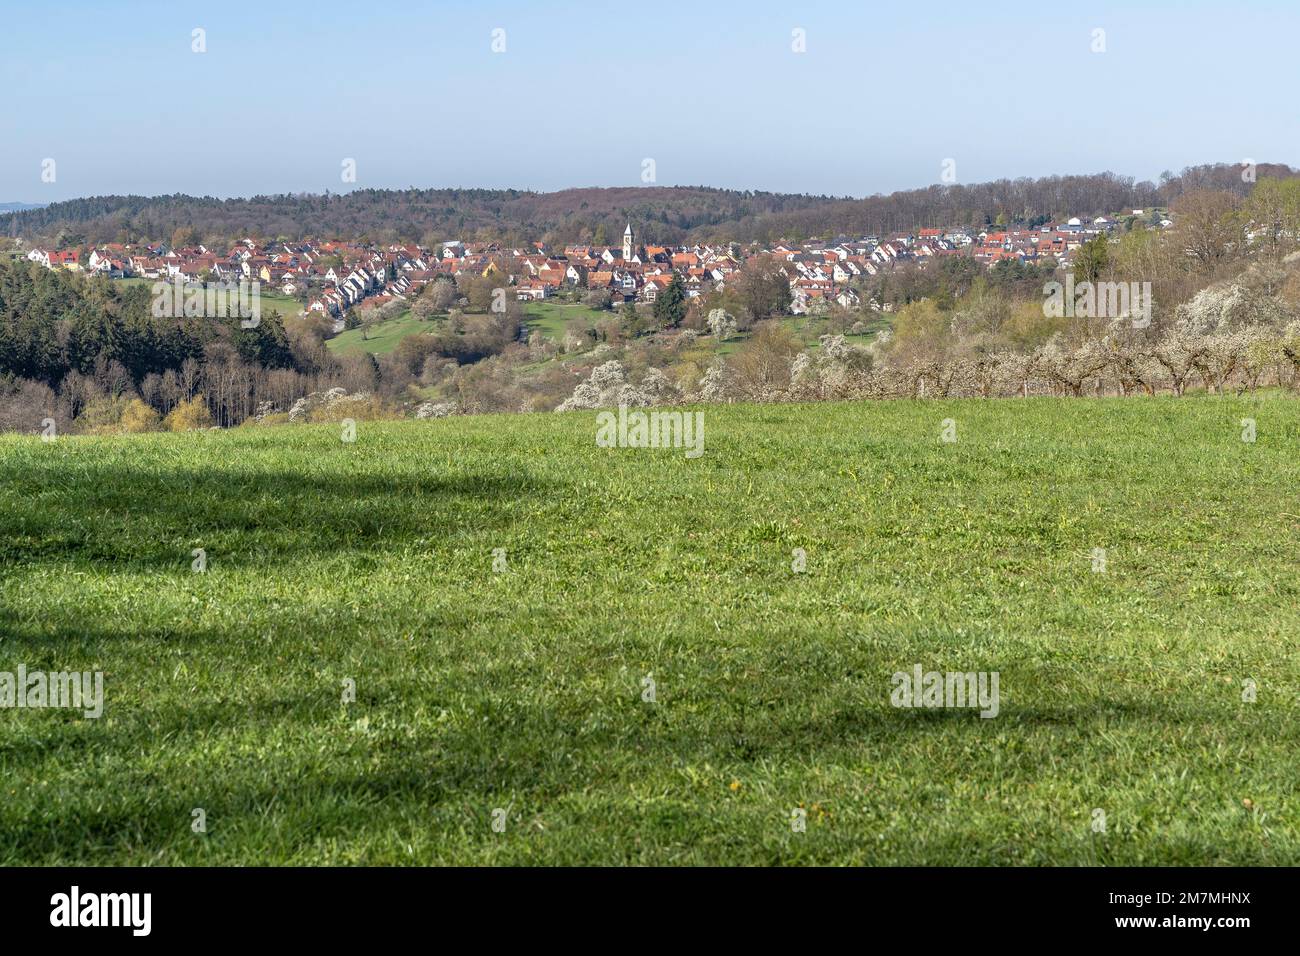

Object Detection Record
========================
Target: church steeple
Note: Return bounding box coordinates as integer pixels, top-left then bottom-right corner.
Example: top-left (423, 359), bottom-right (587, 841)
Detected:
top-left (622, 222), bottom-right (634, 261)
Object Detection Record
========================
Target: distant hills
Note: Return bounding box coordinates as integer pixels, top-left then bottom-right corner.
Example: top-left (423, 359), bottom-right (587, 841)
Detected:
top-left (0, 202), bottom-right (46, 214)
top-left (2, 164), bottom-right (1294, 247)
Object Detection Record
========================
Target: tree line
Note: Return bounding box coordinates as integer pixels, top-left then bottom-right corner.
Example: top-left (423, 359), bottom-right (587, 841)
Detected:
top-left (8, 164), bottom-right (1293, 249)
top-left (0, 259), bottom-right (533, 434)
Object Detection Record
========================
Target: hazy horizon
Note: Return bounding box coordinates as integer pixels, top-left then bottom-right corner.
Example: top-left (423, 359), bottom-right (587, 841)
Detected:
top-left (0, 158), bottom-right (1280, 208)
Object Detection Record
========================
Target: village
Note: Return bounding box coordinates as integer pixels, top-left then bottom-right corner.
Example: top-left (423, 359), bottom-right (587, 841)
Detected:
top-left (18, 211), bottom-right (1169, 327)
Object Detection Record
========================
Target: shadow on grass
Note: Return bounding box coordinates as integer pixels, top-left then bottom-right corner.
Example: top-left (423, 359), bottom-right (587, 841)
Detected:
top-left (0, 672), bottom-right (1286, 864)
top-left (0, 462), bottom-right (554, 571)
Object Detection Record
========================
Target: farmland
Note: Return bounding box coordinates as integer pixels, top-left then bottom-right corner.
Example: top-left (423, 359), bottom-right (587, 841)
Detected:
top-left (0, 395), bottom-right (1296, 864)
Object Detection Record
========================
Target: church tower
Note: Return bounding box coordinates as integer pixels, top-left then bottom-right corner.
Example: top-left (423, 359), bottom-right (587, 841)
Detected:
top-left (622, 222), bottom-right (634, 260)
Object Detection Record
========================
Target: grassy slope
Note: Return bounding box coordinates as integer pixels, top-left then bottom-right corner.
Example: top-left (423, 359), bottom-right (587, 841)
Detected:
top-left (523, 301), bottom-right (609, 340)
top-left (326, 311), bottom-right (424, 356)
top-left (320, 302), bottom-right (888, 374)
top-left (114, 278), bottom-right (303, 320)
top-left (0, 396), bottom-right (1297, 865)
top-left (257, 292), bottom-right (306, 320)
top-left (325, 302), bottom-right (611, 358)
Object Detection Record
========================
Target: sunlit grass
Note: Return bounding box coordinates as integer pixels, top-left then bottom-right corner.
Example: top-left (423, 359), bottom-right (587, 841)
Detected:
top-left (0, 395), bottom-right (1296, 864)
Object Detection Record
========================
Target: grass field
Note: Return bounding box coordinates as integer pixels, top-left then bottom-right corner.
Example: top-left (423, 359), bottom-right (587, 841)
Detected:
top-left (321, 302), bottom-right (885, 364)
top-left (111, 278), bottom-right (304, 324)
top-left (257, 291), bottom-right (306, 320)
top-left (523, 301), bottom-right (610, 340)
top-left (326, 311), bottom-right (424, 356)
top-left (324, 301), bottom-right (608, 358)
top-left (1, 396), bottom-right (1297, 865)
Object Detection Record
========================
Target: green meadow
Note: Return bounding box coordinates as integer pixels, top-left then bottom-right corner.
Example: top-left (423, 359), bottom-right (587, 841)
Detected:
top-left (0, 396), bottom-right (1296, 865)
top-left (325, 301), bottom-right (617, 358)
top-left (256, 291), bottom-right (306, 320)
top-left (522, 301), bottom-right (610, 340)
top-left (114, 277), bottom-right (303, 323)
top-left (326, 311), bottom-right (424, 356)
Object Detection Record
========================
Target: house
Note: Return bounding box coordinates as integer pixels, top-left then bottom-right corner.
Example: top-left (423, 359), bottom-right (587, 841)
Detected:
top-left (639, 275), bottom-right (674, 303)
top-left (87, 250), bottom-right (117, 272)
top-left (790, 279), bottom-right (835, 314)
top-left (832, 262), bottom-right (859, 283)
top-left (87, 256), bottom-right (127, 278)
top-left (515, 280), bottom-right (549, 301)
top-left (835, 288), bottom-right (861, 309)
top-left (129, 255), bottom-right (167, 278)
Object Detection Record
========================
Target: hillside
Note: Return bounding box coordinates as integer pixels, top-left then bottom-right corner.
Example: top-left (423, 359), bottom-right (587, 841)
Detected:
top-left (1, 396), bottom-right (1296, 864)
top-left (7, 163), bottom-right (1294, 246)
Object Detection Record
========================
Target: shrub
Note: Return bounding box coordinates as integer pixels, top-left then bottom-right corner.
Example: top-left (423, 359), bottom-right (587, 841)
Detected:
top-left (77, 397), bottom-right (132, 435)
top-left (164, 396), bottom-right (214, 431)
top-left (584, 289), bottom-right (613, 310)
top-left (119, 398), bottom-right (161, 433)
top-left (0, 377), bottom-right (58, 434)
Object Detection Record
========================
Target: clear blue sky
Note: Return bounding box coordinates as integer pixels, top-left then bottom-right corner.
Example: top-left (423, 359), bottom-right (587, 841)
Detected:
top-left (2, 0), bottom-right (1294, 201)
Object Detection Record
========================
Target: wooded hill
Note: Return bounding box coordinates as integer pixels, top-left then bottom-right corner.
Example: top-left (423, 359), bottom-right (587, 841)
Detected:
top-left (3, 163), bottom-right (1295, 248)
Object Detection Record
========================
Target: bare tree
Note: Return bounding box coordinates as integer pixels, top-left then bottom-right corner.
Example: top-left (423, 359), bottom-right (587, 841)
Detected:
top-left (1171, 189), bottom-right (1242, 270)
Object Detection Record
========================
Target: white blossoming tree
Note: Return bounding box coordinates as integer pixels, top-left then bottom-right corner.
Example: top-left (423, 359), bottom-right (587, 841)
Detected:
top-left (706, 309), bottom-right (737, 341)
top-left (555, 360), bottom-right (680, 412)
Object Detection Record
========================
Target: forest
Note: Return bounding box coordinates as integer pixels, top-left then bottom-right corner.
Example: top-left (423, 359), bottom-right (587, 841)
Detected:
top-left (6, 163), bottom-right (1293, 248)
